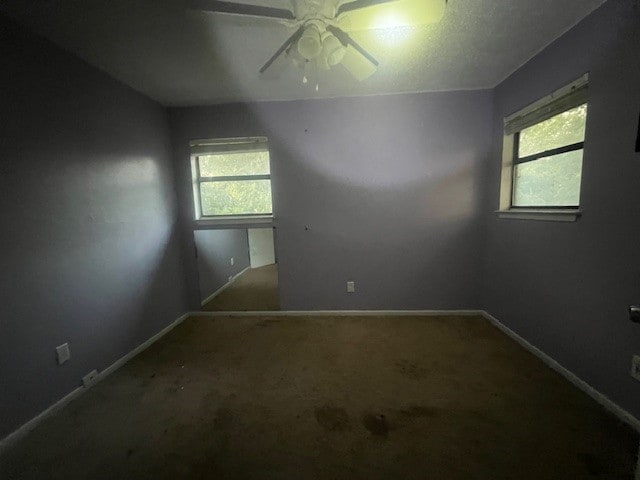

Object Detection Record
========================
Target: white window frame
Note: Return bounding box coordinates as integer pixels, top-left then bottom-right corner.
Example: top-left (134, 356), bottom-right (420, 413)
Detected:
top-left (497, 74), bottom-right (589, 222)
top-left (190, 137), bottom-right (274, 227)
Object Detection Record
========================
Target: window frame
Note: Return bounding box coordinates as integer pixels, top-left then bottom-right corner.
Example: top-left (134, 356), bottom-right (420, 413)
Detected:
top-left (497, 74), bottom-right (589, 222)
top-left (190, 137), bottom-right (274, 223)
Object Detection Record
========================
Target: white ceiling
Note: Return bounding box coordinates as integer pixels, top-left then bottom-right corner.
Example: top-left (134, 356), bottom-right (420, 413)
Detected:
top-left (0, 0), bottom-right (607, 106)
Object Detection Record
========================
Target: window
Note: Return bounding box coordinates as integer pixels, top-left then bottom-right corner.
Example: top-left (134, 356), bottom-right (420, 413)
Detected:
top-left (499, 75), bottom-right (589, 220)
top-left (512, 104), bottom-right (587, 208)
top-left (190, 137), bottom-right (273, 219)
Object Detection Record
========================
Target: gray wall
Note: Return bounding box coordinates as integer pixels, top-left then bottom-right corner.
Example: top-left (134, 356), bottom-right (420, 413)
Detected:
top-left (482, 0), bottom-right (640, 419)
top-left (0, 16), bottom-right (188, 438)
top-left (169, 91), bottom-right (493, 310)
top-left (195, 229), bottom-right (250, 303)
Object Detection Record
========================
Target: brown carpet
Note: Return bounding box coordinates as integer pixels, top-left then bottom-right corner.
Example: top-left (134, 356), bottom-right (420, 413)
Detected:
top-left (202, 264), bottom-right (280, 311)
top-left (1, 315), bottom-right (637, 480)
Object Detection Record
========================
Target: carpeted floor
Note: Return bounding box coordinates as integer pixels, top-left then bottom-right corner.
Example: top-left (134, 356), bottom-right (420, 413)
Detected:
top-left (1, 315), bottom-right (637, 479)
top-left (202, 264), bottom-right (280, 311)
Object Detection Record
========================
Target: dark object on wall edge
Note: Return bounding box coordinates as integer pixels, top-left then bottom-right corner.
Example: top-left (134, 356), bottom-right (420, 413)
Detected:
top-left (636, 109), bottom-right (640, 152)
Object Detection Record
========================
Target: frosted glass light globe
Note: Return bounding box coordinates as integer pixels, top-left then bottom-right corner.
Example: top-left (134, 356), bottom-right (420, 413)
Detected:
top-left (321, 33), bottom-right (346, 66)
top-left (297, 25), bottom-right (322, 60)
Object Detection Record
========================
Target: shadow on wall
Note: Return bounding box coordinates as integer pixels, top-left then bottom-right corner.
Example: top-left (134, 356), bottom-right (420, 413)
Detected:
top-left (0, 158), bottom-right (187, 440)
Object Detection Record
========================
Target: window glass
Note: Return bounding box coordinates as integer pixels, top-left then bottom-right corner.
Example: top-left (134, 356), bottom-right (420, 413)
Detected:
top-left (198, 151), bottom-right (270, 177)
top-left (200, 179), bottom-right (273, 216)
top-left (518, 104), bottom-right (587, 158)
top-left (513, 149), bottom-right (583, 207)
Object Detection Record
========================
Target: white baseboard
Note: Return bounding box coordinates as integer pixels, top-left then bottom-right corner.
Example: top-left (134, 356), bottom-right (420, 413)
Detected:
top-left (0, 312), bottom-right (190, 452)
top-left (481, 311), bottom-right (640, 433)
top-left (98, 313), bottom-right (189, 379)
top-left (190, 309), bottom-right (486, 317)
top-left (0, 387), bottom-right (87, 454)
top-left (200, 266), bottom-right (251, 307)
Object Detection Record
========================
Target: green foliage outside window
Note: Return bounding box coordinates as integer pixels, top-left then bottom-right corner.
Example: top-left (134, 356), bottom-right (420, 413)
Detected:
top-left (513, 104), bottom-right (587, 207)
top-left (199, 151), bottom-right (270, 177)
top-left (513, 150), bottom-right (582, 207)
top-left (198, 150), bottom-right (273, 216)
top-left (519, 105), bottom-right (587, 157)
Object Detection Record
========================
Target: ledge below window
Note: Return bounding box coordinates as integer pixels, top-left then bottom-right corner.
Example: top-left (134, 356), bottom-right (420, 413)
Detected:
top-left (495, 209), bottom-right (581, 222)
top-left (194, 216), bottom-right (274, 230)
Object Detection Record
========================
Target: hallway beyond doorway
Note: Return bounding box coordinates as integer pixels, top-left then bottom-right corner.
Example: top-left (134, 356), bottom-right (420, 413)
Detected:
top-left (202, 264), bottom-right (280, 311)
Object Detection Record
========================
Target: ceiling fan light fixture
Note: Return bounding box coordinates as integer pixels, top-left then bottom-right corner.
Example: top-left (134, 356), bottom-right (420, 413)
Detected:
top-left (321, 32), bottom-right (346, 67)
top-left (297, 25), bottom-right (323, 60)
top-left (194, 0), bottom-right (382, 83)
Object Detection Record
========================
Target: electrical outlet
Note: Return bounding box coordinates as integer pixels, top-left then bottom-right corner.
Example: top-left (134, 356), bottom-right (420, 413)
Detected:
top-left (230, 257), bottom-right (234, 266)
top-left (346, 281), bottom-right (355, 293)
top-left (82, 369), bottom-right (99, 388)
top-left (631, 356), bottom-right (640, 382)
top-left (56, 343), bottom-right (71, 365)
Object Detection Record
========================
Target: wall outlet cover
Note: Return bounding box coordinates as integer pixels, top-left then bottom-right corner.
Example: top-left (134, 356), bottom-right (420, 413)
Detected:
top-left (56, 343), bottom-right (71, 365)
top-left (346, 281), bottom-right (355, 293)
top-left (230, 257), bottom-right (234, 266)
top-left (82, 369), bottom-right (99, 388)
top-left (631, 355), bottom-right (640, 382)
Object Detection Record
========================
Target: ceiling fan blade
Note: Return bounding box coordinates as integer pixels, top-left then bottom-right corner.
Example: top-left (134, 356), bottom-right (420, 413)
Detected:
top-left (190, 0), bottom-right (296, 20)
top-left (340, 45), bottom-right (378, 81)
top-left (326, 25), bottom-right (378, 68)
top-left (326, 26), bottom-right (377, 81)
top-left (336, 0), bottom-right (399, 17)
top-left (259, 26), bottom-right (305, 74)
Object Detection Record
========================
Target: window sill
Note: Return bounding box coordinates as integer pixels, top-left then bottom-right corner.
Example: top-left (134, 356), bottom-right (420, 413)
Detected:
top-left (194, 216), bottom-right (274, 230)
top-left (495, 209), bottom-right (581, 222)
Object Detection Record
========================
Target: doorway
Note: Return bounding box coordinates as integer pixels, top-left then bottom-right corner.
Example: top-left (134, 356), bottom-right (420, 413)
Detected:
top-left (196, 227), bottom-right (279, 311)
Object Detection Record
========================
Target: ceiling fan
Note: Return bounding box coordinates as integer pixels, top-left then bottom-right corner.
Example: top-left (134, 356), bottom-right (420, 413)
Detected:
top-left (190, 0), bottom-right (447, 88)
